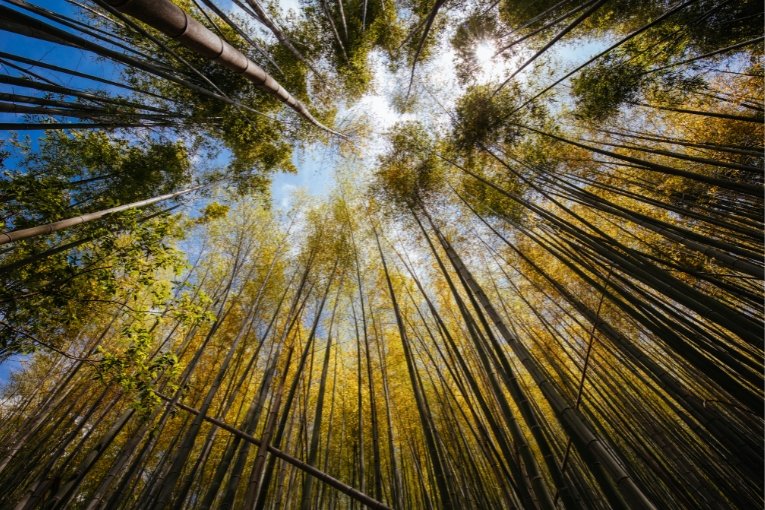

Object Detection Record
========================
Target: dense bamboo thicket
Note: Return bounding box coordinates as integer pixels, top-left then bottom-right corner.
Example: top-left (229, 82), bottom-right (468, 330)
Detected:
top-left (0, 0), bottom-right (762, 509)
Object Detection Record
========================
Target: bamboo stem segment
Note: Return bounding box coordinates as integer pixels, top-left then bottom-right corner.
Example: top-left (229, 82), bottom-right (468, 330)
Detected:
top-left (104, 0), bottom-right (344, 138)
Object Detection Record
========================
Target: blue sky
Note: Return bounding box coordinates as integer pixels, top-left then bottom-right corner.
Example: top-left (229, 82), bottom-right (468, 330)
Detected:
top-left (271, 143), bottom-right (339, 208)
top-left (0, 0), bottom-right (124, 164)
top-left (0, 1), bottom-right (123, 98)
top-left (0, 356), bottom-right (24, 386)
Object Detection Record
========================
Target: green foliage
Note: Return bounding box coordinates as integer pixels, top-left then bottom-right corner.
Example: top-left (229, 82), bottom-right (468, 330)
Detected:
top-left (298, 0), bottom-right (403, 100)
top-left (498, 0), bottom-right (570, 28)
top-left (217, 104), bottom-right (296, 187)
top-left (117, 141), bottom-right (191, 199)
top-left (97, 324), bottom-right (179, 415)
top-left (676, 0), bottom-right (763, 53)
top-left (0, 210), bottom-right (186, 357)
top-left (110, 7), bottom-right (308, 187)
top-left (570, 27), bottom-right (708, 122)
top-left (372, 122), bottom-right (445, 209)
top-left (571, 57), bottom-right (646, 121)
top-left (452, 83), bottom-right (529, 151)
top-left (0, 133), bottom-right (188, 357)
top-left (339, 46), bottom-right (376, 99)
top-left (396, 0), bottom-right (447, 69)
top-left (456, 151), bottom-right (526, 223)
top-left (645, 72), bottom-right (706, 106)
top-left (500, 0), bottom-right (762, 54)
top-left (172, 288), bottom-right (216, 326)
top-left (1, 132), bottom-right (191, 228)
top-left (197, 202), bottom-right (230, 224)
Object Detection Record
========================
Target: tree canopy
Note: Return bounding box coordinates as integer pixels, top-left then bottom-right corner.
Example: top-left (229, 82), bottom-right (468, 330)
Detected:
top-left (0, 0), bottom-right (762, 509)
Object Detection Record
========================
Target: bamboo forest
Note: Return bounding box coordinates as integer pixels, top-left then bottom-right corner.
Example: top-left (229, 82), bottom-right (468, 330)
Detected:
top-left (0, 0), bottom-right (762, 508)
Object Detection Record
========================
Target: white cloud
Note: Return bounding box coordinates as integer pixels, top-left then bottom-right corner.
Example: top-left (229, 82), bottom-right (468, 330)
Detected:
top-left (278, 183), bottom-right (297, 208)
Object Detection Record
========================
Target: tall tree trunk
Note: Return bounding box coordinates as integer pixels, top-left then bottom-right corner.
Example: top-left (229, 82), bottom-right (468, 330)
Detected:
top-left (373, 225), bottom-right (455, 509)
top-left (420, 206), bottom-right (657, 510)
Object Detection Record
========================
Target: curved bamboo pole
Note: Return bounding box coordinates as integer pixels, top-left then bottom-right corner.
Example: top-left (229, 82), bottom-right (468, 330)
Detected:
top-left (0, 185), bottom-right (202, 245)
top-left (104, 0), bottom-right (344, 138)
